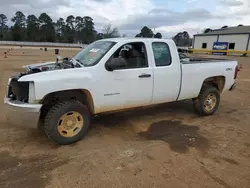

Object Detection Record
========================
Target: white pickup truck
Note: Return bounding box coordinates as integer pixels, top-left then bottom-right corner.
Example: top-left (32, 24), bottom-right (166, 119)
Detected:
top-left (4, 38), bottom-right (238, 145)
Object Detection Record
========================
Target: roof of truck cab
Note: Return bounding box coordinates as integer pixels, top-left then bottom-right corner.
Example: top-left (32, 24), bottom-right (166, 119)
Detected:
top-left (99, 38), bottom-right (173, 43)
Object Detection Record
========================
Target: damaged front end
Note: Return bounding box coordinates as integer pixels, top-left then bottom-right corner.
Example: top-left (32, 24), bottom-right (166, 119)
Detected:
top-left (22, 55), bottom-right (81, 75)
top-left (4, 73), bottom-right (42, 129)
top-left (6, 60), bottom-right (73, 102)
top-left (6, 57), bottom-right (81, 104)
top-left (22, 61), bottom-right (71, 75)
top-left (7, 74), bottom-right (31, 103)
top-left (6, 62), bottom-right (58, 103)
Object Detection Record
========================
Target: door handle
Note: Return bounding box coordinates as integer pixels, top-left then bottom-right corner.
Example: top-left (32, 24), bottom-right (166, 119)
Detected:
top-left (139, 74), bottom-right (151, 78)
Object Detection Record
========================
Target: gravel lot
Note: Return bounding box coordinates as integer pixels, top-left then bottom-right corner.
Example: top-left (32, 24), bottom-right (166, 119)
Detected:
top-left (0, 46), bottom-right (249, 188)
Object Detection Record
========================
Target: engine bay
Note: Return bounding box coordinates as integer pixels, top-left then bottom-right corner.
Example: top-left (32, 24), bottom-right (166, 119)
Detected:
top-left (23, 57), bottom-right (81, 75)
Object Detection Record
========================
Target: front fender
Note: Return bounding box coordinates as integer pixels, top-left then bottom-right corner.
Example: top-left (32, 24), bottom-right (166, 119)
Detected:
top-left (18, 69), bottom-right (93, 101)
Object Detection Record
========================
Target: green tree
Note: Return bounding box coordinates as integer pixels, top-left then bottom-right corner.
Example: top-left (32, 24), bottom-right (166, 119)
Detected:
top-left (96, 33), bottom-right (104, 40)
top-left (173, 31), bottom-right (191, 46)
top-left (135, 26), bottom-right (154, 38)
top-left (82, 16), bottom-right (96, 44)
top-left (26, 15), bottom-right (39, 41)
top-left (182, 31), bottom-right (189, 39)
top-left (102, 24), bottom-right (120, 38)
top-left (0, 14), bottom-right (8, 40)
top-left (173, 32), bottom-right (182, 46)
top-left (75, 16), bottom-right (84, 42)
top-left (55, 18), bottom-right (66, 42)
top-left (39, 13), bottom-right (55, 42)
top-left (66, 15), bottom-right (75, 30)
top-left (11, 11), bottom-right (26, 41)
top-left (141, 26), bottom-right (154, 37)
top-left (66, 15), bottom-right (75, 42)
top-left (1, 12), bottom-right (116, 43)
top-left (203, 28), bottom-right (212, 33)
top-left (154, 32), bottom-right (162, 39)
top-left (11, 11), bottom-right (26, 27)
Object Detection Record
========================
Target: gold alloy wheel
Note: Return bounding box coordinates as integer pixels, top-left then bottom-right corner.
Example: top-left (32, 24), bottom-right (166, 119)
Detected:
top-left (204, 93), bottom-right (217, 112)
top-left (57, 111), bottom-right (84, 138)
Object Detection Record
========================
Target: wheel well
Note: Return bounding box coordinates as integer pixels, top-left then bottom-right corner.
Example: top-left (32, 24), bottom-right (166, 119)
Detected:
top-left (202, 76), bottom-right (225, 93)
top-left (40, 89), bottom-right (94, 119)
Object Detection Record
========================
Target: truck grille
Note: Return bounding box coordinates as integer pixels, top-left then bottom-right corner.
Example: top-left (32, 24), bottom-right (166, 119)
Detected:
top-left (8, 78), bottom-right (29, 103)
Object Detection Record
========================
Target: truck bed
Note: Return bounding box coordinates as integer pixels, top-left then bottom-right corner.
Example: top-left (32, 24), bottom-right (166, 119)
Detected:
top-left (178, 57), bottom-right (237, 101)
top-left (182, 57), bottom-right (234, 64)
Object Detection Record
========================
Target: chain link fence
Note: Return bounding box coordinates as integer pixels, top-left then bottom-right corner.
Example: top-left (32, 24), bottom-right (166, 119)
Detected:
top-left (0, 41), bottom-right (87, 48)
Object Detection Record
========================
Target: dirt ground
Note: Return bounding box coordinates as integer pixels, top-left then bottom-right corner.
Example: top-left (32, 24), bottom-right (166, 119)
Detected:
top-left (0, 46), bottom-right (249, 188)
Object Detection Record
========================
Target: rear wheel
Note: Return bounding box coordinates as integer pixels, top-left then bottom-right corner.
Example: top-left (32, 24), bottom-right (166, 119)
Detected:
top-left (44, 100), bottom-right (91, 145)
top-left (193, 86), bottom-right (220, 116)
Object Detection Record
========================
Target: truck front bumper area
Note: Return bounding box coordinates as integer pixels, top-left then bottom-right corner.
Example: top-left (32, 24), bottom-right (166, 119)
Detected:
top-left (4, 97), bottom-right (42, 129)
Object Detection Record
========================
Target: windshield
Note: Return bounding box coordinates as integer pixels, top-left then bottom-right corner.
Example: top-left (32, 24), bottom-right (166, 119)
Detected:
top-left (72, 40), bottom-right (116, 67)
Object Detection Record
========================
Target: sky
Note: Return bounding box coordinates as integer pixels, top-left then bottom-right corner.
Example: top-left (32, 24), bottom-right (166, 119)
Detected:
top-left (0, 0), bottom-right (250, 38)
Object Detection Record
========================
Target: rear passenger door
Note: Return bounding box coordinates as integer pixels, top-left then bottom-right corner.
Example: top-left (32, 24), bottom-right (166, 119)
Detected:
top-left (151, 41), bottom-right (181, 104)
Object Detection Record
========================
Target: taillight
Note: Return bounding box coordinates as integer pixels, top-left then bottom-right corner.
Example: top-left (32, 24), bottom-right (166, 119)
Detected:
top-left (234, 65), bottom-right (238, 79)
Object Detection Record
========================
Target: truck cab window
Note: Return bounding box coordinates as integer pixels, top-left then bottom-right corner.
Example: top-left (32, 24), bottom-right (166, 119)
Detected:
top-left (152, 42), bottom-right (172, 66)
top-left (111, 42), bottom-right (148, 69)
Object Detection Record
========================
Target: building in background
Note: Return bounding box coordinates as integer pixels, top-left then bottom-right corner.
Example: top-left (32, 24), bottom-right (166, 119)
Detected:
top-left (193, 26), bottom-right (250, 55)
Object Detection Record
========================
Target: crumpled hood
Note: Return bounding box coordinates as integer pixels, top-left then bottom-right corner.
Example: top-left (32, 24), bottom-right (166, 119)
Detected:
top-left (22, 61), bottom-right (58, 71)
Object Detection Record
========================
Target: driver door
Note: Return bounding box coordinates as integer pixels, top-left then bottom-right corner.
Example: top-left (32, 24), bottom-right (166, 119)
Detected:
top-left (98, 42), bottom-right (153, 113)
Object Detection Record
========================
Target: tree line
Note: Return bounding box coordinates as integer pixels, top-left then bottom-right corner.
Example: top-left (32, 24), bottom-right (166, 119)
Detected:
top-left (3, 11), bottom-right (240, 46)
top-left (135, 26), bottom-right (162, 38)
top-left (0, 11), bottom-right (196, 46)
top-left (134, 26), bottom-right (193, 47)
top-left (0, 11), bottom-right (121, 44)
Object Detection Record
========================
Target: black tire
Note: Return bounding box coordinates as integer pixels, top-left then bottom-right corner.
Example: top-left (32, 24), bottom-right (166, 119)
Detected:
top-left (44, 100), bottom-right (91, 145)
top-left (193, 86), bottom-right (220, 116)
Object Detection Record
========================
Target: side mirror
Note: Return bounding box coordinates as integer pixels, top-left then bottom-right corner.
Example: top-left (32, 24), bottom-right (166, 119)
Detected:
top-left (105, 57), bottom-right (126, 71)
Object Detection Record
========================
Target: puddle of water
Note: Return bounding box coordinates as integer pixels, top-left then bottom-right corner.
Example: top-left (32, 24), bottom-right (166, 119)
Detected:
top-left (138, 120), bottom-right (209, 154)
top-left (0, 151), bottom-right (69, 188)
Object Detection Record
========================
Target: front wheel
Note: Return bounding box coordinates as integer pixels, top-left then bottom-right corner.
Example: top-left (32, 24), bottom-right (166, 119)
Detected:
top-left (44, 100), bottom-right (91, 145)
top-left (193, 86), bottom-right (220, 116)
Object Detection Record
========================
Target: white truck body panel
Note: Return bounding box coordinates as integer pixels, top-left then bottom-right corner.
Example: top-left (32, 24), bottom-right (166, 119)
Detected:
top-left (150, 40), bottom-right (181, 104)
top-left (179, 60), bottom-right (236, 100)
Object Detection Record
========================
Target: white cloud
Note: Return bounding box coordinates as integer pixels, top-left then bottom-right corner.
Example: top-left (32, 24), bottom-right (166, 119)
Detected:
top-left (156, 0), bottom-right (250, 37)
top-left (57, 0), bottom-right (153, 23)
